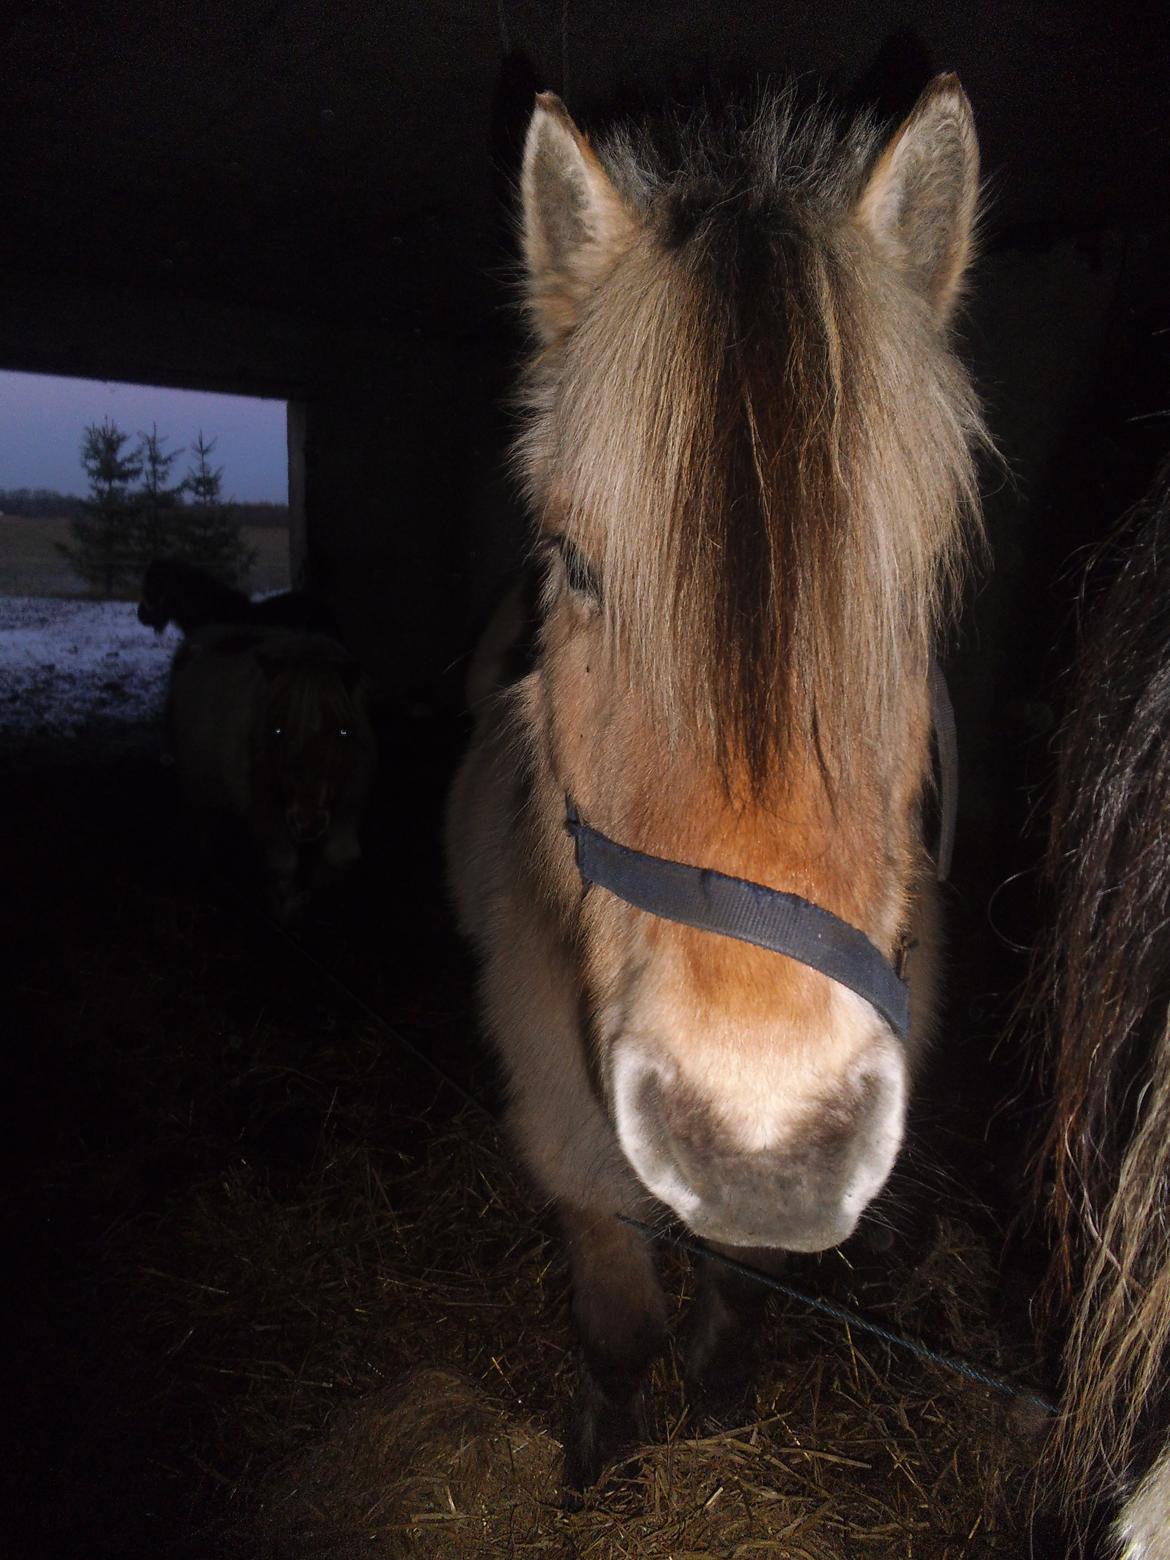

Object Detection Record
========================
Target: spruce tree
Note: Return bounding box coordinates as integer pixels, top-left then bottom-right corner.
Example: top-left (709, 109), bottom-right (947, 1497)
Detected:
top-left (135, 424), bottom-right (185, 564)
top-left (180, 431), bottom-right (254, 586)
top-left (60, 419), bottom-right (143, 596)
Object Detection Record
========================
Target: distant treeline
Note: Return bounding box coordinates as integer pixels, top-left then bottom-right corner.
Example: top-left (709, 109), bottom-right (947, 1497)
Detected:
top-left (0, 487), bottom-right (83, 518)
top-left (0, 487), bottom-right (289, 527)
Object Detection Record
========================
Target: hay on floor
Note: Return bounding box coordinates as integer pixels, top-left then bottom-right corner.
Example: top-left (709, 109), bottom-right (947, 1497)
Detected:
top-left (8, 754), bottom-right (1047, 1557)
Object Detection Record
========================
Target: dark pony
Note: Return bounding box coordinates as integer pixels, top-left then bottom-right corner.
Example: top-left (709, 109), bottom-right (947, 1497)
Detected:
top-left (139, 556), bottom-right (339, 639)
top-left (1033, 460), bottom-right (1170, 1558)
top-left (168, 625), bottom-right (376, 920)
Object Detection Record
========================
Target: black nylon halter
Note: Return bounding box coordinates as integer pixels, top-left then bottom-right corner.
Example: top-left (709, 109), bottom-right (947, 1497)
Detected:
top-left (566, 801), bottom-right (913, 1039)
top-left (563, 668), bottom-right (957, 1045)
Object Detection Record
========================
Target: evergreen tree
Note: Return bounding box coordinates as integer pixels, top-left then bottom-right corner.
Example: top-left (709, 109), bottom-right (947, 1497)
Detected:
top-left (185, 430), bottom-right (223, 508)
top-left (60, 419), bottom-right (143, 596)
top-left (135, 424), bottom-right (185, 563)
top-left (180, 431), bottom-right (254, 586)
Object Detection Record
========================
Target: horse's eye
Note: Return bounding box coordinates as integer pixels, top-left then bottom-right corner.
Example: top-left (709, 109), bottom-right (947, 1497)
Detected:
top-left (338, 727), bottom-right (350, 739)
top-left (551, 535), bottom-right (601, 603)
top-left (272, 726), bottom-right (285, 740)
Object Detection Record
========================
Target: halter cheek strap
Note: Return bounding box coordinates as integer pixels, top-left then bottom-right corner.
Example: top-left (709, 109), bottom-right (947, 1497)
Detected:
top-left (565, 801), bottom-right (912, 1041)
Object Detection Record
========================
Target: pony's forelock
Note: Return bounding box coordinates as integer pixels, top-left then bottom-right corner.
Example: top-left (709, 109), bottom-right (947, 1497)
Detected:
top-left (263, 654), bottom-right (364, 738)
top-left (516, 92), bottom-right (988, 790)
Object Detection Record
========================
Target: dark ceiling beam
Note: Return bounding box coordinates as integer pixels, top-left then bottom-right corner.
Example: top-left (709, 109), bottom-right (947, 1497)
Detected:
top-left (0, 268), bottom-right (412, 400)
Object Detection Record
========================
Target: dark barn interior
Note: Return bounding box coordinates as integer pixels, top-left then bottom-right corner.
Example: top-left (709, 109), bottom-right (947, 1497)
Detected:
top-left (2, 3), bottom-right (1169, 1555)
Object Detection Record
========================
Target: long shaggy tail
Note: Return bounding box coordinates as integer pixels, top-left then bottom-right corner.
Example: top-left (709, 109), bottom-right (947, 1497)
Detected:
top-left (1035, 460), bottom-right (1170, 1538)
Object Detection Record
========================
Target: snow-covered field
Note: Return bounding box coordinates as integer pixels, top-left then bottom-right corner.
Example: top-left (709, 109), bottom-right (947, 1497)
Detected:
top-left (0, 596), bottom-right (180, 761)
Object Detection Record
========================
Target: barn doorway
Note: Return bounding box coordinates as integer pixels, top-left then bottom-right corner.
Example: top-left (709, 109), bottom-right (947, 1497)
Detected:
top-left (0, 368), bottom-right (290, 761)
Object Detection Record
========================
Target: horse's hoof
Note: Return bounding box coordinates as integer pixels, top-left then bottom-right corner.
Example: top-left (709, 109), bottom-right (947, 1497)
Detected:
top-left (563, 1374), bottom-right (642, 1498)
top-left (562, 1431), bottom-right (618, 1500)
top-left (682, 1374), bottom-right (759, 1437)
top-left (562, 1445), bottom-right (645, 1508)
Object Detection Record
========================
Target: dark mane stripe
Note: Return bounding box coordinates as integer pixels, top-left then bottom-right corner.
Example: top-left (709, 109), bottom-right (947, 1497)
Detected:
top-left (520, 92), bottom-right (986, 787)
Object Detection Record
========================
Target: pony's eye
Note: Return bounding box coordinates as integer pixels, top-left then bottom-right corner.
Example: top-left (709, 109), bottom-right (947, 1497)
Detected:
top-left (551, 535), bottom-right (601, 603)
top-left (338, 727), bottom-right (350, 739)
top-left (272, 726), bottom-right (285, 740)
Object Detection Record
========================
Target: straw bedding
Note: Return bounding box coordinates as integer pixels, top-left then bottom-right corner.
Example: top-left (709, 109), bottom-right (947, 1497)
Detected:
top-left (4, 748), bottom-right (1045, 1557)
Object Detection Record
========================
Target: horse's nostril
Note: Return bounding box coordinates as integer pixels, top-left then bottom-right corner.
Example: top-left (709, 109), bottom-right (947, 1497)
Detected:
top-left (611, 1045), bottom-right (703, 1222)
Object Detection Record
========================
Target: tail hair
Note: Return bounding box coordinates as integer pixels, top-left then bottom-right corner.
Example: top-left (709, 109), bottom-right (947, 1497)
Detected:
top-left (1035, 459), bottom-right (1170, 1527)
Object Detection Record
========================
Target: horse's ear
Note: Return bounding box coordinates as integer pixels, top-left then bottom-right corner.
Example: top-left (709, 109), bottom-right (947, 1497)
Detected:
top-left (855, 73), bottom-right (979, 321)
top-left (521, 92), bottom-right (636, 343)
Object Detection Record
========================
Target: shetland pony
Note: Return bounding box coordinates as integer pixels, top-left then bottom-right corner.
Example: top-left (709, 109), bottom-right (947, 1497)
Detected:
top-left (446, 78), bottom-right (986, 1490)
top-left (168, 625), bottom-right (376, 920)
top-left (1033, 463), bottom-right (1170, 1558)
top-left (139, 556), bottom-right (339, 639)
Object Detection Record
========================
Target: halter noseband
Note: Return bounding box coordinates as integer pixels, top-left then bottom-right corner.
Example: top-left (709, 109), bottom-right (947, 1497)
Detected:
top-left (562, 667), bottom-right (957, 1045)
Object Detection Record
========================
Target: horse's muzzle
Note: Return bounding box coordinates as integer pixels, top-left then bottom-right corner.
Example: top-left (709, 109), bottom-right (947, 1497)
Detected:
top-left (610, 1038), bottom-right (906, 1252)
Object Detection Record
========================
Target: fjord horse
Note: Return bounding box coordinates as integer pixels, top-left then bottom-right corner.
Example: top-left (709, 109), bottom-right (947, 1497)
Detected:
top-left (1033, 463), bottom-right (1170, 1559)
top-left (447, 78), bottom-right (986, 1490)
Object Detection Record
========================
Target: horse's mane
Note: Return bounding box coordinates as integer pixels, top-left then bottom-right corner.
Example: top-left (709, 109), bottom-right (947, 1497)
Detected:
top-left (519, 91), bottom-right (987, 788)
top-left (1035, 459), bottom-right (1170, 1523)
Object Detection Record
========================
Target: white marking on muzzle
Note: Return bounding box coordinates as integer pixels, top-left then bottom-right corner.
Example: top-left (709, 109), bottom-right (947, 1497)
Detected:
top-left (609, 985), bottom-right (909, 1245)
top-left (838, 1029), bottom-right (908, 1223)
top-left (611, 1045), bottom-right (703, 1222)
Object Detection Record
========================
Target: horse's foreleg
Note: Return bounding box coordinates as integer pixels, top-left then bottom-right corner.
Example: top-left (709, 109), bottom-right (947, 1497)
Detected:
top-left (681, 1243), bottom-right (781, 1430)
top-left (560, 1206), bottom-right (666, 1496)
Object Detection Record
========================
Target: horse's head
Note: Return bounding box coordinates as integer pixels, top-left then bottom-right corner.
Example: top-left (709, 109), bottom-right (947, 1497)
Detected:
top-left (517, 81), bottom-right (984, 1251)
top-left (255, 641), bottom-right (373, 845)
